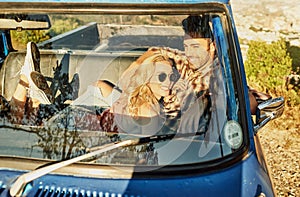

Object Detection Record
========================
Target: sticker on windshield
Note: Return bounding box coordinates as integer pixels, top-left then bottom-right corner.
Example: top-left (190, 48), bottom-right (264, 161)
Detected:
top-left (223, 120), bottom-right (243, 149)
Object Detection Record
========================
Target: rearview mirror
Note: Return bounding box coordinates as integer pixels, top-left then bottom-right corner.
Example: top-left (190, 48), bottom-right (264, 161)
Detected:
top-left (254, 96), bottom-right (285, 133)
top-left (0, 14), bottom-right (51, 30)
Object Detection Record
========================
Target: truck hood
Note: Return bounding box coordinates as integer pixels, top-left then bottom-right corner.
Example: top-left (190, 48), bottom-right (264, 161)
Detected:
top-left (0, 152), bottom-right (274, 197)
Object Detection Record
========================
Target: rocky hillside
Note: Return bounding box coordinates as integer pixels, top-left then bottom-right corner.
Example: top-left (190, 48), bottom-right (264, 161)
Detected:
top-left (231, 1), bottom-right (300, 196)
top-left (231, 0), bottom-right (300, 45)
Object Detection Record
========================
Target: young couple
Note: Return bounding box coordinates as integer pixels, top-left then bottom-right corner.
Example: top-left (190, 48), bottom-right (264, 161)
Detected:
top-left (3, 42), bottom-right (201, 135)
top-left (2, 15), bottom-right (271, 135)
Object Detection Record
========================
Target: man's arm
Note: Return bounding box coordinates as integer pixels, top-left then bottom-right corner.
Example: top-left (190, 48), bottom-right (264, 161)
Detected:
top-left (248, 87), bottom-right (272, 115)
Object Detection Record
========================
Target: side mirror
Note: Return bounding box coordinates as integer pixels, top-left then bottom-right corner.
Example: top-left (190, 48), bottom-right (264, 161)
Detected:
top-left (254, 96), bottom-right (284, 133)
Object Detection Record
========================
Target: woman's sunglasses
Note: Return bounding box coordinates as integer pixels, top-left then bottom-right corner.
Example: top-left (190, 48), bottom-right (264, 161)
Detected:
top-left (157, 72), bottom-right (180, 83)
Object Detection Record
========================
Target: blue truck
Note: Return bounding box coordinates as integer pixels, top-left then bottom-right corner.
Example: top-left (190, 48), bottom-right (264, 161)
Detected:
top-left (0, 0), bottom-right (284, 196)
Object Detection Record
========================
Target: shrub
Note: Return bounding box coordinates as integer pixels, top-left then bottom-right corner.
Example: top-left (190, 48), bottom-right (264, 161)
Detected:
top-left (48, 15), bottom-right (83, 37)
top-left (244, 39), bottom-right (300, 106)
top-left (11, 30), bottom-right (50, 48)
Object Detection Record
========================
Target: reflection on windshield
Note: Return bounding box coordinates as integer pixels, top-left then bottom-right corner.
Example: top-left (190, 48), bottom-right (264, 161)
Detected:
top-left (0, 14), bottom-right (242, 166)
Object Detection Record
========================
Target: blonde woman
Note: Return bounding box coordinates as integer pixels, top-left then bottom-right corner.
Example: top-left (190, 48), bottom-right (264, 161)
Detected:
top-left (104, 49), bottom-right (181, 135)
top-left (99, 47), bottom-right (206, 135)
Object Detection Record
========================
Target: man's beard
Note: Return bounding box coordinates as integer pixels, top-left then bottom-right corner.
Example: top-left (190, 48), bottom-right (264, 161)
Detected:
top-left (189, 51), bottom-right (212, 71)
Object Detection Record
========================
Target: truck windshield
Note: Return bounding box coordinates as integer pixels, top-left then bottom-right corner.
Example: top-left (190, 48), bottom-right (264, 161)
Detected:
top-left (0, 12), bottom-right (246, 167)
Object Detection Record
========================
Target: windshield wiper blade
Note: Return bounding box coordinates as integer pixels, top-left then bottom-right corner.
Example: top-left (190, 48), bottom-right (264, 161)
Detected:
top-left (86, 132), bottom-right (204, 152)
top-left (10, 132), bottom-right (203, 197)
top-left (9, 139), bottom-right (138, 197)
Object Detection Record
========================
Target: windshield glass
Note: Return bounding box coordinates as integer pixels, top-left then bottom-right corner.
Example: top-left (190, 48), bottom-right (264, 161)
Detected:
top-left (0, 12), bottom-right (246, 167)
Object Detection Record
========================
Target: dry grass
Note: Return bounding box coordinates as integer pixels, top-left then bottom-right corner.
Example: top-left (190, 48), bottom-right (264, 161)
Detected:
top-left (269, 105), bottom-right (300, 132)
top-left (258, 106), bottom-right (300, 197)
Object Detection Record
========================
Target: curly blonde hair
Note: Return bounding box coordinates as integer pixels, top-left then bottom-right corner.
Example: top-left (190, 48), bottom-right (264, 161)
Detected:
top-left (115, 47), bottom-right (208, 118)
top-left (118, 50), bottom-right (175, 118)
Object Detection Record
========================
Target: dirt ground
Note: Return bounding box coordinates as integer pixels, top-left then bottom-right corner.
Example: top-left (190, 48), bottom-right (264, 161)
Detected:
top-left (258, 124), bottom-right (300, 197)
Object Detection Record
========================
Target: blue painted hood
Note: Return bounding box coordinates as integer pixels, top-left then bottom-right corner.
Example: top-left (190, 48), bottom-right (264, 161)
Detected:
top-left (0, 153), bottom-right (274, 197)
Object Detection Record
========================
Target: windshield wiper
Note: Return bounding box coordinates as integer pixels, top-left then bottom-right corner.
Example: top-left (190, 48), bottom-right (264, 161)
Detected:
top-left (9, 132), bottom-right (203, 197)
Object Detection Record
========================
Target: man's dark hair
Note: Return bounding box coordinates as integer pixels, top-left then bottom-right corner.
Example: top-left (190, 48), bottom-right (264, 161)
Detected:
top-left (182, 15), bottom-right (213, 41)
